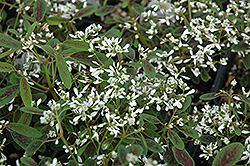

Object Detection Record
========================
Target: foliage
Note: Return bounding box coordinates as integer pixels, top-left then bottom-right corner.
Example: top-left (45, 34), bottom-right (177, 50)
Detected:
top-left (0, 0), bottom-right (250, 165)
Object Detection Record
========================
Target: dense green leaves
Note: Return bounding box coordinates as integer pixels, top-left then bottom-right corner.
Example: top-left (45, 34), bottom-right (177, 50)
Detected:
top-left (74, 5), bottom-right (97, 19)
top-left (56, 53), bottom-right (72, 89)
top-left (33, 0), bottom-right (47, 22)
top-left (20, 77), bottom-right (32, 107)
top-left (172, 146), bottom-right (195, 166)
top-left (8, 123), bottom-right (42, 138)
top-left (168, 130), bottom-right (184, 150)
top-left (212, 143), bottom-right (244, 166)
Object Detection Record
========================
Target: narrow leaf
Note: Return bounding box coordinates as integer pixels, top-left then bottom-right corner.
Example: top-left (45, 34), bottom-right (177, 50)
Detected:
top-left (212, 143), bottom-right (244, 166)
top-left (104, 28), bottom-right (121, 38)
top-left (20, 107), bottom-right (44, 115)
top-left (102, 138), bottom-right (113, 150)
top-left (0, 62), bottom-right (16, 72)
top-left (62, 40), bottom-right (89, 51)
top-left (199, 92), bottom-right (220, 100)
top-left (122, 0), bottom-right (130, 8)
top-left (46, 16), bottom-right (68, 25)
top-left (124, 47), bottom-right (135, 60)
top-left (33, 0), bottom-right (47, 22)
top-left (25, 21), bottom-right (38, 39)
top-left (113, 16), bottom-right (127, 23)
top-left (0, 33), bottom-right (22, 48)
top-left (84, 159), bottom-right (95, 166)
top-left (168, 130), bottom-right (184, 150)
top-left (176, 125), bottom-right (199, 138)
top-left (8, 123), bottom-right (42, 138)
top-left (95, 5), bottom-right (114, 16)
top-left (242, 55), bottom-right (250, 69)
top-left (20, 77), bottom-right (32, 107)
top-left (143, 129), bottom-right (160, 139)
top-left (128, 62), bottom-right (142, 68)
top-left (0, 48), bottom-right (19, 59)
top-left (56, 53), bottom-right (72, 89)
top-left (178, 95), bottom-right (192, 113)
top-left (26, 139), bottom-right (43, 155)
top-left (0, 84), bottom-right (19, 107)
top-left (239, 95), bottom-right (250, 105)
top-left (68, 160), bottom-right (78, 166)
top-left (200, 67), bottom-right (209, 82)
top-left (118, 145), bottom-right (128, 164)
top-left (20, 157), bottom-right (38, 166)
top-left (74, 5), bottom-right (97, 19)
top-left (38, 157), bottom-right (51, 166)
top-left (139, 113), bottom-right (161, 124)
top-left (232, 42), bottom-right (248, 51)
top-left (163, 148), bottom-right (179, 166)
top-left (143, 60), bottom-right (156, 79)
top-left (172, 146), bottom-right (195, 166)
top-left (145, 139), bottom-right (163, 153)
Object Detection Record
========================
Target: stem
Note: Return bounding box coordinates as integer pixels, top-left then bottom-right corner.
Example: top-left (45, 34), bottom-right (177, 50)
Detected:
top-left (188, 0), bottom-right (192, 21)
top-left (56, 116), bottom-right (78, 165)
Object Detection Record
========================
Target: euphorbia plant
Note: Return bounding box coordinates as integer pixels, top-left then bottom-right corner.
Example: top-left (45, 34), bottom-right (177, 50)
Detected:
top-left (0, 0), bottom-right (250, 166)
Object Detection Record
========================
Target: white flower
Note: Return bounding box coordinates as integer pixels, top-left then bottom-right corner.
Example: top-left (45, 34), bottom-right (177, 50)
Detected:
top-left (231, 79), bottom-right (237, 86)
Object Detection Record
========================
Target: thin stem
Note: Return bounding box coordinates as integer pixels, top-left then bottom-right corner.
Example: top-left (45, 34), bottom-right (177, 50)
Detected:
top-left (188, 0), bottom-right (192, 21)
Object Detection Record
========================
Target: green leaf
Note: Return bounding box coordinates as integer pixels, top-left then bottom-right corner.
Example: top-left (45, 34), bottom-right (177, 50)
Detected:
top-left (132, 3), bottom-right (144, 15)
top-left (232, 42), bottom-right (248, 51)
top-left (77, 142), bottom-right (89, 156)
top-left (33, 0), bottom-right (47, 22)
top-left (0, 48), bottom-right (19, 59)
top-left (25, 21), bottom-right (38, 39)
top-left (113, 16), bottom-right (127, 23)
top-left (84, 159), bottom-right (95, 166)
top-left (56, 53), bottom-right (72, 89)
top-left (122, 0), bottom-right (130, 8)
top-left (20, 157), bottom-right (38, 166)
top-left (199, 92), bottom-right (220, 100)
top-left (8, 123), bottom-right (42, 138)
top-left (200, 67), bottom-right (209, 82)
top-left (168, 130), bottom-right (184, 150)
top-left (95, 5), bottom-right (115, 16)
top-left (163, 148), bottom-right (179, 166)
top-left (0, 62), bottom-right (16, 72)
top-left (240, 75), bottom-right (249, 87)
top-left (0, 33), bottom-right (22, 48)
top-left (62, 40), bottom-right (89, 51)
top-left (145, 139), bottom-right (163, 153)
top-left (143, 129), bottom-right (160, 139)
top-left (143, 60), bottom-right (156, 79)
top-left (212, 143), bottom-right (244, 166)
top-left (46, 16), bottom-right (68, 25)
top-left (102, 138), bottom-right (113, 150)
top-left (38, 157), bottom-right (51, 166)
top-left (20, 77), bottom-right (32, 107)
top-left (11, 131), bottom-right (32, 150)
top-left (104, 28), bottom-right (121, 38)
top-left (172, 146), bottom-right (195, 166)
top-left (242, 55), bottom-right (250, 69)
top-left (124, 47), bottom-right (135, 60)
top-left (18, 113), bottom-right (32, 125)
top-left (8, 28), bottom-right (20, 36)
top-left (239, 95), bottom-right (250, 105)
top-left (26, 139), bottom-right (43, 155)
top-left (118, 145), bottom-right (128, 164)
top-left (178, 95), bottom-right (192, 113)
top-left (127, 144), bottom-right (144, 156)
top-left (68, 160), bottom-right (78, 166)
top-left (74, 5), bottom-right (97, 19)
top-left (199, 135), bottom-right (216, 145)
top-left (128, 62), bottom-right (142, 68)
top-left (140, 114), bottom-right (161, 124)
top-left (0, 84), bottom-right (19, 107)
top-left (176, 125), bottom-right (199, 138)
top-left (20, 107), bottom-right (44, 115)
top-left (32, 93), bottom-right (47, 103)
